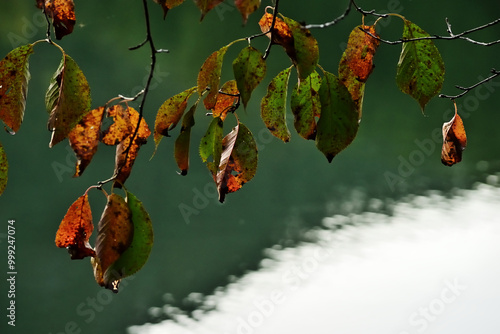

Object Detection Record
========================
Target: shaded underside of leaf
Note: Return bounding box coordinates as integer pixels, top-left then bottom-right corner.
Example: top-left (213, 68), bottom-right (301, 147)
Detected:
top-left (232, 46), bottom-right (266, 109)
top-left (198, 46), bottom-right (229, 110)
top-left (43, 0), bottom-right (76, 40)
top-left (316, 71), bottom-right (359, 162)
top-left (55, 193), bottom-right (95, 259)
top-left (261, 66), bottom-right (292, 142)
top-left (0, 141), bottom-right (8, 196)
top-left (69, 107), bottom-right (105, 177)
top-left (175, 102), bottom-right (198, 175)
top-left (235, 0), bottom-right (261, 25)
top-left (0, 44), bottom-right (34, 134)
top-left (46, 53), bottom-right (91, 147)
top-left (441, 109), bottom-right (467, 166)
top-left (291, 71), bottom-right (321, 140)
top-left (194, 0), bottom-right (224, 21)
top-left (200, 116), bottom-right (223, 175)
top-left (153, 0), bottom-right (185, 18)
top-left (396, 19), bottom-right (445, 112)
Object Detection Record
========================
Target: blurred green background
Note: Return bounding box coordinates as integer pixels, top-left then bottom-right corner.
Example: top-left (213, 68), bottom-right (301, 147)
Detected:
top-left (1, 1), bottom-right (499, 333)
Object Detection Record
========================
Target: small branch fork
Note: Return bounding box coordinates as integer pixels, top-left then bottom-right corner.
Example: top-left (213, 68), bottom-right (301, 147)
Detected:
top-left (439, 68), bottom-right (500, 100)
top-left (247, 0), bottom-right (281, 59)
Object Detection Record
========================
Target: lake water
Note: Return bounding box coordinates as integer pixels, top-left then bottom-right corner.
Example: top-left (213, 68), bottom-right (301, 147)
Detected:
top-left (129, 176), bottom-right (500, 334)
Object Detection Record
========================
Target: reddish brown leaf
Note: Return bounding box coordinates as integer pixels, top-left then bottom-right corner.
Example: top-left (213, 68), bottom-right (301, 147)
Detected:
top-left (213, 80), bottom-right (239, 121)
top-left (93, 193), bottom-right (133, 290)
top-left (68, 107), bottom-right (104, 177)
top-left (101, 105), bottom-right (134, 146)
top-left (55, 193), bottom-right (95, 259)
top-left (258, 12), bottom-right (294, 52)
top-left (235, 0), bottom-right (261, 25)
top-left (194, 0), bottom-right (224, 21)
top-left (114, 107), bottom-right (151, 187)
top-left (43, 0), bottom-right (76, 40)
top-left (153, 0), bottom-right (185, 18)
top-left (441, 105), bottom-right (467, 166)
top-left (198, 46), bottom-right (229, 111)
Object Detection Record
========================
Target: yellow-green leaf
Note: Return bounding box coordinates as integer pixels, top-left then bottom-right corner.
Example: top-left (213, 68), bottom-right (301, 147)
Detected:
top-left (290, 71), bottom-right (321, 140)
top-left (197, 45), bottom-right (229, 111)
top-left (232, 46), bottom-right (266, 109)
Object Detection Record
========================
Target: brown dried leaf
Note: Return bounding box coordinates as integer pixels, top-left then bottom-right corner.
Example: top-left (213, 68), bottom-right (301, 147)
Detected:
top-left (101, 105), bottom-right (134, 146)
top-left (55, 193), bottom-right (95, 259)
top-left (43, 0), bottom-right (76, 40)
top-left (441, 106), bottom-right (467, 166)
top-left (213, 80), bottom-right (239, 121)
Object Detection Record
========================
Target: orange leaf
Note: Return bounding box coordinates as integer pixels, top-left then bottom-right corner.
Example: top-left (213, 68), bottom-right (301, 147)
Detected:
top-left (55, 193), bottom-right (95, 259)
top-left (43, 0), bottom-right (76, 40)
top-left (68, 107), bottom-right (104, 177)
top-left (441, 105), bottom-right (467, 166)
top-left (344, 25), bottom-right (380, 82)
top-left (93, 193), bottom-right (133, 290)
top-left (101, 105), bottom-right (134, 146)
top-left (213, 80), bottom-right (239, 120)
top-left (258, 12), bottom-right (294, 52)
top-left (114, 107), bottom-right (151, 187)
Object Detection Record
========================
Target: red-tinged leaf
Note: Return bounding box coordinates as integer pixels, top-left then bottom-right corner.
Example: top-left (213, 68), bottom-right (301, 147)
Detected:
top-left (232, 46), bottom-right (266, 109)
top-left (290, 71), bottom-right (321, 140)
top-left (154, 86), bottom-right (196, 149)
top-left (235, 0), bottom-right (261, 25)
top-left (261, 66), bottom-right (292, 142)
top-left (441, 105), bottom-right (467, 166)
top-left (114, 107), bottom-right (151, 187)
top-left (153, 0), bottom-right (185, 18)
top-left (55, 193), bottom-right (95, 259)
top-left (258, 12), bottom-right (294, 50)
top-left (69, 107), bottom-right (105, 177)
top-left (93, 193), bottom-right (133, 291)
top-left (46, 53), bottom-right (91, 147)
top-left (175, 102), bottom-right (198, 175)
top-left (101, 104), bottom-right (133, 146)
top-left (198, 46), bottom-right (229, 110)
top-left (216, 122), bottom-right (258, 202)
top-left (316, 71), bottom-right (358, 162)
top-left (43, 0), bottom-right (76, 40)
top-left (213, 80), bottom-right (239, 120)
top-left (0, 141), bottom-right (8, 196)
top-left (0, 44), bottom-right (34, 134)
top-left (194, 0), bottom-right (224, 21)
top-left (199, 116), bottom-right (223, 175)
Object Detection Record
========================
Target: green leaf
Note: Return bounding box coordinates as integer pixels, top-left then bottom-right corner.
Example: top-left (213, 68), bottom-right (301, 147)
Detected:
top-left (315, 71), bottom-right (358, 162)
top-left (396, 19), bottom-right (445, 112)
top-left (105, 191), bottom-right (154, 289)
top-left (198, 45), bottom-right (229, 110)
top-left (154, 86), bottom-right (196, 149)
top-left (46, 53), bottom-right (91, 147)
top-left (200, 116), bottom-right (223, 174)
top-left (0, 141), bottom-right (7, 196)
top-left (232, 46), bottom-right (267, 109)
top-left (290, 71), bottom-right (321, 140)
top-left (261, 66), bottom-right (292, 142)
top-left (283, 17), bottom-right (319, 82)
top-left (174, 102), bottom-right (198, 175)
top-left (0, 44), bottom-right (34, 134)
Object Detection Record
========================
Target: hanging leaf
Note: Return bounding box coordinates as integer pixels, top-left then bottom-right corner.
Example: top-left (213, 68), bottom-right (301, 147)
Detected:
top-left (194, 0), bottom-right (224, 21)
top-left (261, 66), bottom-right (292, 142)
top-left (105, 191), bottom-right (154, 291)
top-left (114, 107), bottom-right (151, 187)
top-left (232, 46), bottom-right (266, 109)
top-left (93, 193), bottom-right (133, 291)
top-left (46, 53), bottom-right (91, 147)
top-left (101, 104), bottom-right (133, 146)
top-left (175, 102), bottom-right (198, 175)
top-left (0, 44), bottom-right (34, 134)
top-left (316, 71), bottom-right (358, 162)
top-left (396, 19), bottom-right (445, 112)
top-left (0, 141), bottom-right (7, 196)
top-left (235, 0), bottom-right (261, 25)
top-left (154, 86), bottom-right (196, 148)
top-left (68, 107), bottom-right (105, 177)
top-left (215, 122), bottom-right (258, 202)
top-left (258, 12), bottom-right (294, 50)
top-left (441, 105), bottom-right (467, 166)
top-left (213, 80), bottom-right (239, 120)
top-left (198, 45), bottom-right (229, 110)
top-left (200, 116), bottom-right (223, 175)
top-left (43, 0), bottom-right (76, 40)
top-left (290, 71), bottom-right (321, 140)
top-left (153, 0), bottom-right (185, 18)
top-left (55, 193), bottom-right (95, 259)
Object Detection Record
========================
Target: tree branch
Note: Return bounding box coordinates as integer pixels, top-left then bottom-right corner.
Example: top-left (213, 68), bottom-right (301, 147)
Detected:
top-left (439, 68), bottom-right (500, 100)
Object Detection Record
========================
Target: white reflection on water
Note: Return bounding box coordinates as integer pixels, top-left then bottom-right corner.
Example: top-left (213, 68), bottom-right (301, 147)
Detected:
top-left (129, 180), bottom-right (500, 334)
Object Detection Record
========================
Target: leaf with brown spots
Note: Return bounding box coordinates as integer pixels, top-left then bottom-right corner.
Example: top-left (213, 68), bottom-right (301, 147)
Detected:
top-left (55, 193), bottom-right (95, 259)
top-left (0, 44), bottom-right (34, 134)
top-left (235, 0), bottom-right (261, 25)
top-left (198, 45), bottom-right (229, 111)
top-left (113, 107), bottom-right (151, 187)
top-left (43, 0), bottom-right (76, 40)
top-left (258, 11), bottom-right (294, 51)
top-left (69, 107), bottom-right (104, 177)
top-left (0, 141), bottom-right (8, 196)
top-left (232, 46), bottom-right (266, 109)
top-left (101, 105), bottom-right (133, 146)
top-left (212, 80), bottom-right (239, 121)
top-left (93, 193), bottom-right (133, 291)
top-left (441, 104), bottom-right (467, 166)
top-left (290, 71), bottom-right (321, 140)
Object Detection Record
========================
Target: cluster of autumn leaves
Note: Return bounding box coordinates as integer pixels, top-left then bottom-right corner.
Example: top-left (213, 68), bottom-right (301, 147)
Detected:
top-left (0, 0), bottom-right (468, 291)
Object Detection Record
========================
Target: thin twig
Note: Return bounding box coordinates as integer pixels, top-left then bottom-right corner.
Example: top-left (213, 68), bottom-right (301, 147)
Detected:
top-left (304, 0), bottom-right (352, 29)
top-left (246, 0), bottom-right (281, 59)
top-left (439, 68), bottom-right (500, 100)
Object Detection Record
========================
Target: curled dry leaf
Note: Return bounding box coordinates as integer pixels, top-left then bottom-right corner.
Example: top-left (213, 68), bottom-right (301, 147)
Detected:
top-left (55, 193), bottom-right (96, 259)
top-left (43, 0), bottom-right (76, 40)
top-left (441, 106), bottom-right (467, 166)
